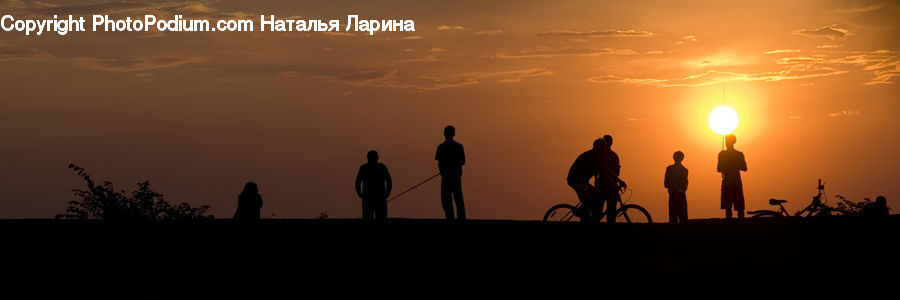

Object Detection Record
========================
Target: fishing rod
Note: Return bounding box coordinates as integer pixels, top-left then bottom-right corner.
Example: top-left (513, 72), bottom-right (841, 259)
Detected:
top-left (355, 172), bottom-right (441, 219)
top-left (388, 173), bottom-right (441, 203)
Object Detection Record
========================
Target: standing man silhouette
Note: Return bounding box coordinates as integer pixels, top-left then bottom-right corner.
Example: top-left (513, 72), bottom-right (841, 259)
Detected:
top-left (718, 134), bottom-right (747, 219)
top-left (355, 150), bottom-right (392, 222)
top-left (665, 151), bottom-right (689, 224)
top-left (436, 125), bottom-right (466, 220)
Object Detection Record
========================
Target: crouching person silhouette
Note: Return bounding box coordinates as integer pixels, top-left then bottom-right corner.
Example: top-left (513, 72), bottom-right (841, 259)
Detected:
top-left (233, 182), bottom-right (263, 223)
top-left (356, 150), bottom-right (392, 222)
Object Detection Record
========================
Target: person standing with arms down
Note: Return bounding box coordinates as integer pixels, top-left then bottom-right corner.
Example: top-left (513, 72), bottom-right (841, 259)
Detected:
top-left (436, 125), bottom-right (466, 221)
top-left (664, 151), bottom-right (689, 224)
top-left (718, 134), bottom-right (747, 219)
top-left (355, 150), bottom-right (392, 222)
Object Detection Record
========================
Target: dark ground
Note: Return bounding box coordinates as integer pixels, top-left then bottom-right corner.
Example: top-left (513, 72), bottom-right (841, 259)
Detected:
top-left (2, 216), bottom-right (898, 298)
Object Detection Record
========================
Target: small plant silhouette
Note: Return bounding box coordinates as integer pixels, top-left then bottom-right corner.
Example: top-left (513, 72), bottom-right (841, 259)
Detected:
top-left (56, 164), bottom-right (213, 222)
top-left (835, 195), bottom-right (891, 216)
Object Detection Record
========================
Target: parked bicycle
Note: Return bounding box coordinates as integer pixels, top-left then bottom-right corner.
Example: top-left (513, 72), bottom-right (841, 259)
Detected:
top-left (748, 179), bottom-right (848, 218)
top-left (543, 188), bottom-right (652, 223)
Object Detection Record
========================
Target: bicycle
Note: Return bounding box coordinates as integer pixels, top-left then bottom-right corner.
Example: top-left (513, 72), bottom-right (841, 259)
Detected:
top-left (748, 179), bottom-right (848, 218)
top-left (543, 187), bottom-right (653, 223)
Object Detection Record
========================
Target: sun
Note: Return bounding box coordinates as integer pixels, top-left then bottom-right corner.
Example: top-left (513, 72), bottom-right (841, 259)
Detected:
top-left (708, 106), bottom-right (738, 135)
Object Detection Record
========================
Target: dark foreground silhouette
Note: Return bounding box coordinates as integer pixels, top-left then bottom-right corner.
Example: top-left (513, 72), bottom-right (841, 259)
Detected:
top-left (665, 150), bottom-right (689, 224)
top-left (57, 164), bottom-right (212, 221)
top-left (355, 150), bottom-right (392, 222)
top-left (4, 216), bottom-right (897, 297)
top-left (436, 125), bottom-right (466, 220)
top-left (718, 133), bottom-right (747, 219)
top-left (566, 137), bottom-right (629, 223)
top-left (233, 182), bottom-right (263, 222)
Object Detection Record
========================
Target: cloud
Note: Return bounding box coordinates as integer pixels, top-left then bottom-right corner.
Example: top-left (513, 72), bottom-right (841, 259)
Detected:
top-left (386, 35), bottom-right (424, 41)
top-left (135, 72), bottom-right (154, 82)
top-left (396, 55), bottom-right (440, 63)
top-left (775, 57), bottom-right (823, 64)
top-left (588, 65), bottom-right (847, 87)
top-left (324, 32), bottom-right (356, 37)
top-left (675, 35), bottom-right (698, 45)
top-left (0, 44), bottom-right (51, 61)
top-left (793, 25), bottom-right (851, 40)
top-left (776, 52), bottom-right (894, 67)
top-left (430, 47), bottom-right (447, 52)
top-left (277, 67), bottom-right (553, 90)
top-left (537, 29), bottom-right (653, 37)
top-left (645, 50), bottom-right (664, 55)
top-left (475, 30), bottom-right (505, 35)
top-left (773, 50), bottom-right (898, 85)
top-left (5, 0), bottom-right (255, 22)
top-left (817, 45), bottom-right (843, 49)
top-left (304, 68), bottom-right (553, 90)
top-left (597, 48), bottom-right (898, 87)
top-left (70, 56), bottom-right (209, 72)
top-left (11, 1), bottom-right (204, 15)
top-left (866, 62), bottom-right (900, 85)
top-left (437, 25), bottom-right (465, 30)
top-left (765, 49), bottom-right (801, 54)
top-left (495, 47), bottom-right (638, 58)
top-left (828, 110), bottom-right (860, 117)
top-left (839, 3), bottom-right (893, 13)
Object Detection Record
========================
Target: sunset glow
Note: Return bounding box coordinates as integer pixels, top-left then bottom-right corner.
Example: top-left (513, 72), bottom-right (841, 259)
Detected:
top-left (3, 0), bottom-right (898, 292)
top-left (709, 106), bottom-right (739, 135)
top-left (0, 0), bottom-right (897, 222)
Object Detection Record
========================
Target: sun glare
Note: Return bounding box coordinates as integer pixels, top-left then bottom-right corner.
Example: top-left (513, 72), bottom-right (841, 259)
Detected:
top-left (709, 106), bottom-right (738, 135)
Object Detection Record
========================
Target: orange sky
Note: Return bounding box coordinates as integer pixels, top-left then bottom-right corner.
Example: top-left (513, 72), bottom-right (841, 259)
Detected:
top-left (1, 0), bottom-right (898, 219)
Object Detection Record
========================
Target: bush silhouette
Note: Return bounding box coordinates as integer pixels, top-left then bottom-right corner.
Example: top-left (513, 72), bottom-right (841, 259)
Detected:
top-left (836, 194), bottom-right (891, 216)
top-left (56, 164), bottom-right (213, 222)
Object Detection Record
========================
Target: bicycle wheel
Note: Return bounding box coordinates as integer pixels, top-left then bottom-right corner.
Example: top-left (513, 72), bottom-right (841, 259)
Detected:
top-left (616, 204), bottom-right (652, 223)
top-left (543, 204), bottom-right (579, 222)
top-left (749, 210), bottom-right (782, 218)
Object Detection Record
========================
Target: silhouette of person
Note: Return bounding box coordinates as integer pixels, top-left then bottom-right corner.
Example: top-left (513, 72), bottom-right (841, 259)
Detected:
top-left (718, 134), bottom-right (747, 219)
top-left (436, 125), bottom-right (466, 220)
top-left (603, 135), bottom-right (627, 224)
top-left (603, 135), bottom-right (621, 177)
top-left (665, 151), bottom-right (689, 224)
top-left (873, 196), bottom-right (889, 216)
top-left (233, 182), bottom-right (263, 223)
top-left (355, 150), bottom-right (392, 222)
top-left (567, 138), bottom-right (615, 223)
